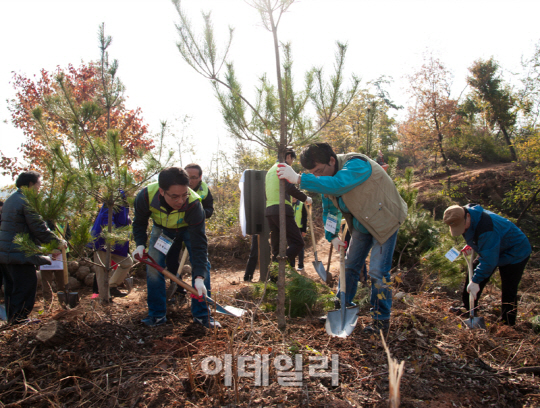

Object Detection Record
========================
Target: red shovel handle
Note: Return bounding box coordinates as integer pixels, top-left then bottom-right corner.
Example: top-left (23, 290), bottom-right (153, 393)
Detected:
top-left (134, 253), bottom-right (201, 298)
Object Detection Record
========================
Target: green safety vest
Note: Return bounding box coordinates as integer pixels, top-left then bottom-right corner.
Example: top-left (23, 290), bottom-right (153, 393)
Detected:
top-left (265, 163), bottom-right (292, 208)
top-left (293, 201), bottom-right (304, 228)
top-left (196, 181), bottom-right (209, 200)
top-left (147, 182), bottom-right (201, 229)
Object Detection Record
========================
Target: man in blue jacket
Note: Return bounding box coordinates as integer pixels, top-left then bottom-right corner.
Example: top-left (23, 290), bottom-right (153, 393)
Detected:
top-left (278, 143), bottom-right (408, 334)
top-left (443, 204), bottom-right (531, 326)
top-left (132, 167), bottom-right (218, 328)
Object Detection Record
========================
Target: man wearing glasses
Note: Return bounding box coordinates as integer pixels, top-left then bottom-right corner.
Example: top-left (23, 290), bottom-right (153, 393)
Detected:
top-left (132, 167), bottom-right (218, 328)
top-left (277, 143), bottom-right (407, 334)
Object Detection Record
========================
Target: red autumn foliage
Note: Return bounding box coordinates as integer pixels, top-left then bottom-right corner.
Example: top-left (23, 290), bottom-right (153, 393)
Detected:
top-left (2, 62), bottom-right (153, 178)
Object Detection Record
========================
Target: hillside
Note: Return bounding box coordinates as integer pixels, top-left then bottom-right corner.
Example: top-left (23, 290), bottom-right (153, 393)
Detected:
top-left (0, 163), bottom-right (539, 407)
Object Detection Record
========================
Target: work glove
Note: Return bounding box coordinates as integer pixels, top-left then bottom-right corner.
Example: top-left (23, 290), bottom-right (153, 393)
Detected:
top-left (305, 196), bottom-right (312, 205)
top-left (57, 240), bottom-right (67, 250)
top-left (194, 277), bottom-right (208, 297)
top-left (277, 164), bottom-right (300, 184)
top-left (132, 245), bottom-right (145, 260)
top-left (461, 245), bottom-right (473, 256)
top-left (331, 237), bottom-right (347, 252)
top-left (467, 281), bottom-right (480, 300)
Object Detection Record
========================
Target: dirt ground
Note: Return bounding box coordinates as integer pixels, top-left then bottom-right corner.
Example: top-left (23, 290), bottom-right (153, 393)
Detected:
top-left (1, 163), bottom-right (540, 407)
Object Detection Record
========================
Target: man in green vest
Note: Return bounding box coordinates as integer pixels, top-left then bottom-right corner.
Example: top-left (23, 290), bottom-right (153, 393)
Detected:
top-left (166, 163), bottom-right (214, 300)
top-left (185, 163), bottom-right (214, 219)
top-left (132, 167), bottom-right (219, 328)
top-left (277, 143), bottom-right (407, 334)
top-left (291, 196), bottom-right (307, 271)
top-left (266, 148), bottom-right (312, 267)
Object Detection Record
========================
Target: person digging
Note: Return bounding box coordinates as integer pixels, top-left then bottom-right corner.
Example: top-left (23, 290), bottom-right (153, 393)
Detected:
top-left (443, 204), bottom-right (531, 326)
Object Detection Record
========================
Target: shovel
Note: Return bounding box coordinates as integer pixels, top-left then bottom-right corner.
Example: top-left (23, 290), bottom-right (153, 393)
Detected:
top-left (463, 250), bottom-right (486, 329)
top-left (135, 253), bottom-right (245, 318)
top-left (61, 246), bottom-right (79, 308)
top-left (307, 205), bottom-right (328, 283)
top-left (325, 244), bottom-right (359, 338)
top-left (166, 246), bottom-right (188, 300)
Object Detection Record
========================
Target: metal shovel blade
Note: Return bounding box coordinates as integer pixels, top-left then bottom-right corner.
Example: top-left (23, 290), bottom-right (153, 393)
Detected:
top-left (202, 295), bottom-right (245, 317)
top-left (312, 258), bottom-right (327, 282)
top-left (464, 316), bottom-right (486, 329)
top-left (325, 291), bottom-right (359, 338)
top-left (0, 305), bottom-right (6, 321)
top-left (125, 276), bottom-right (134, 294)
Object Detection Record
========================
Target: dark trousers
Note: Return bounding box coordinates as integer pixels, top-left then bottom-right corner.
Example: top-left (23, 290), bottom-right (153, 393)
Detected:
top-left (462, 256), bottom-right (529, 326)
top-left (267, 214), bottom-right (305, 267)
top-left (4, 264), bottom-right (38, 323)
top-left (244, 235), bottom-right (258, 280)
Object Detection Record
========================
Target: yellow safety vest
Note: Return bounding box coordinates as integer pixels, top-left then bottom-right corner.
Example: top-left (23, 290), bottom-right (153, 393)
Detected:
top-left (197, 181), bottom-right (209, 200)
top-left (293, 201), bottom-right (304, 228)
top-left (265, 163), bottom-right (292, 208)
top-left (147, 182), bottom-right (201, 229)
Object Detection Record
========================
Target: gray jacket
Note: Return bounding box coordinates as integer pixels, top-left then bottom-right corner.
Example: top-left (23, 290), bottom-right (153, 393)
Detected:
top-left (0, 189), bottom-right (58, 265)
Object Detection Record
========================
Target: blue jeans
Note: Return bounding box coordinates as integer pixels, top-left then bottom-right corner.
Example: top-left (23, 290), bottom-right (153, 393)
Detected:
top-left (146, 226), bottom-right (212, 320)
top-left (338, 227), bottom-right (398, 321)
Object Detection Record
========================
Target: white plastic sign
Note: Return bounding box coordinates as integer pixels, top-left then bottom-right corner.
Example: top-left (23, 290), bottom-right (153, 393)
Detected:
top-left (325, 213), bottom-right (338, 233)
top-left (445, 247), bottom-right (460, 262)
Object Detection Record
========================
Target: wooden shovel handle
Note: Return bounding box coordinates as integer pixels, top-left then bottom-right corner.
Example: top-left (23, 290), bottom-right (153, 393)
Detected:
top-left (161, 265), bottom-right (198, 297)
top-left (61, 247), bottom-right (69, 289)
top-left (307, 205), bottom-right (318, 254)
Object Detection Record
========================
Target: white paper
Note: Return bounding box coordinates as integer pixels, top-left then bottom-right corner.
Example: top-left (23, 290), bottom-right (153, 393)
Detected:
top-left (154, 234), bottom-right (172, 255)
top-left (445, 247), bottom-right (460, 262)
top-left (40, 253), bottom-right (64, 270)
top-left (325, 213), bottom-right (338, 233)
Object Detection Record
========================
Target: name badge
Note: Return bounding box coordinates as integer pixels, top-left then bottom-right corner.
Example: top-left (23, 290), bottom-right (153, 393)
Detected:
top-left (325, 213), bottom-right (338, 233)
top-left (154, 234), bottom-right (173, 255)
top-left (445, 248), bottom-right (460, 262)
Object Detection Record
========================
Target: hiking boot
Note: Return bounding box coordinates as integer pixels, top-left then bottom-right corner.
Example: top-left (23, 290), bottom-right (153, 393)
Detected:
top-left (363, 319), bottom-right (390, 335)
top-left (141, 316), bottom-right (167, 327)
top-left (243, 275), bottom-right (253, 282)
top-left (110, 287), bottom-right (128, 298)
top-left (193, 317), bottom-right (222, 329)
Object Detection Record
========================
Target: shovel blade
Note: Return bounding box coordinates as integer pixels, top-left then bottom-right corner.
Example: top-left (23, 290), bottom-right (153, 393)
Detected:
top-left (0, 305), bottom-right (6, 321)
top-left (204, 295), bottom-right (245, 317)
top-left (125, 277), bottom-right (134, 294)
top-left (312, 259), bottom-right (327, 282)
top-left (325, 306), bottom-right (359, 338)
top-left (464, 316), bottom-right (486, 329)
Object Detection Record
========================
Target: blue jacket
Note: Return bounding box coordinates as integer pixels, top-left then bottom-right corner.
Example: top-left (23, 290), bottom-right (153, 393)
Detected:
top-left (89, 204), bottom-right (131, 257)
top-left (300, 157), bottom-right (372, 241)
top-left (463, 204), bottom-right (531, 283)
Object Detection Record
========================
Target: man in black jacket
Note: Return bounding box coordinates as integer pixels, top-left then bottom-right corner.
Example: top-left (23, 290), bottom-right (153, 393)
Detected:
top-left (132, 167), bottom-right (218, 328)
top-left (0, 171), bottom-right (64, 324)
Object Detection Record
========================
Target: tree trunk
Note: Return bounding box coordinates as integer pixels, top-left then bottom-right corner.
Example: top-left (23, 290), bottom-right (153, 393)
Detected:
top-left (516, 185), bottom-right (540, 225)
top-left (98, 202), bottom-right (113, 303)
top-left (433, 114), bottom-right (449, 171)
top-left (268, 4), bottom-right (287, 331)
top-left (499, 124), bottom-right (518, 161)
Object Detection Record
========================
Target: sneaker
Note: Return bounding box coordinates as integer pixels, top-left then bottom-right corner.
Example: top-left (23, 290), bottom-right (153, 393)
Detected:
top-left (193, 317), bottom-right (222, 329)
top-left (110, 287), bottom-right (128, 298)
top-left (297, 267), bottom-right (304, 271)
top-left (363, 319), bottom-right (390, 335)
top-left (243, 275), bottom-right (253, 282)
top-left (141, 316), bottom-right (167, 327)
top-left (91, 293), bottom-right (99, 299)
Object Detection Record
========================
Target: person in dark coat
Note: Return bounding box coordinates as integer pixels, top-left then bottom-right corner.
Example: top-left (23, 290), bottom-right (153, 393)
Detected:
top-left (0, 171), bottom-right (65, 324)
top-left (443, 204), bottom-right (531, 325)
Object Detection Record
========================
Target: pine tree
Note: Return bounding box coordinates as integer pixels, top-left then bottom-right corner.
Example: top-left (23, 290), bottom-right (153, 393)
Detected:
top-left (172, 0), bottom-right (360, 329)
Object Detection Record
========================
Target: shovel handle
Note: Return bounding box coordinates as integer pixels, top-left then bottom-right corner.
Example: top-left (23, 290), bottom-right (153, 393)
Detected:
top-left (339, 246), bottom-right (346, 292)
top-left (307, 205), bottom-right (318, 259)
top-left (463, 250), bottom-right (476, 317)
top-left (61, 246), bottom-right (69, 290)
top-left (177, 246), bottom-right (189, 277)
